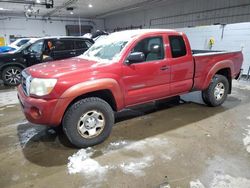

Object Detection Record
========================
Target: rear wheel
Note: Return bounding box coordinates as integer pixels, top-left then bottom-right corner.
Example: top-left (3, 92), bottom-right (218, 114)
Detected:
top-left (202, 74), bottom-right (229, 107)
top-left (62, 97), bottom-right (114, 148)
top-left (2, 66), bottom-right (22, 86)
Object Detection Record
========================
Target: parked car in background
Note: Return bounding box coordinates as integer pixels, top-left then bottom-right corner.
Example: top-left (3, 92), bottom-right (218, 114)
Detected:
top-left (17, 29), bottom-right (243, 148)
top-left (0, 38), bottom-right (37, 53)
top-left (0, 36), bottom-right (94, 86)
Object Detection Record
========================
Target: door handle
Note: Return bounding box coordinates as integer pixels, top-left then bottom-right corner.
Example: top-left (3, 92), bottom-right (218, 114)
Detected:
top-left (160, 65), bottom-right (169, 70)
top-left (70, 51), bottom-right (76, 55)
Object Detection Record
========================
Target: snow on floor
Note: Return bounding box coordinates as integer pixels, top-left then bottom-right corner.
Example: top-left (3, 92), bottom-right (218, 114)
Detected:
top-left (19, 127), bottom-right (39, 148)
top-left (120, 156), bottom-right (154, 177)
top-left (233, 80), bottom-right (250, 91)
top-left (67, 137), bottom-right (172, 180)
top-left (0, 90), bottom-right (18, 107)
top-left (190, 179), bottom-right (205, 188)
top-left (190, 174), bottom-right (250, 188)
top-left (210, 174), bottom-right (250, 188)
top-left (243, 125), bottom-right (250, 153)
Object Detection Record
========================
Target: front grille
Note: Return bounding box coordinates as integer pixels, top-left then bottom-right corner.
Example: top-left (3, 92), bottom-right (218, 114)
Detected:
top-left (21, 71), bottom-right (30, 95)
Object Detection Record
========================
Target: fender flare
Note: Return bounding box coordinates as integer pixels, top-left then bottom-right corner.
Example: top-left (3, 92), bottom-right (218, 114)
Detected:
top-left (202, 60), bottom-right (233, 90)
top-left (50, 78), bottom-right (124, 125)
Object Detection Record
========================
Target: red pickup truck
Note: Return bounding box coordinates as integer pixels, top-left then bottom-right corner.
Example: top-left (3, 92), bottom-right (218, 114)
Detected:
top-left (17, 29), bottom-right (243, 148)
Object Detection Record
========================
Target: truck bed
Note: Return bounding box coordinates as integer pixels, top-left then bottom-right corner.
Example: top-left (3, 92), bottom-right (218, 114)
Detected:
top-left (192, 50), bottom-right (243, 90)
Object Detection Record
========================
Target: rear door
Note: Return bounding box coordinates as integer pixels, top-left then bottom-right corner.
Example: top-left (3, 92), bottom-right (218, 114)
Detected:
top-left (168, 35), bottom-right (194, 95)
top-left (53, 39), bottom-right (75, 60)
top-left (122, 35), bottom-right (171, 106)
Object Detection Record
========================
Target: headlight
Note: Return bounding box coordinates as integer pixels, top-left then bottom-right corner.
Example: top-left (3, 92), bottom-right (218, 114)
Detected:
top-left (29, 78), bottom-right (57, 96)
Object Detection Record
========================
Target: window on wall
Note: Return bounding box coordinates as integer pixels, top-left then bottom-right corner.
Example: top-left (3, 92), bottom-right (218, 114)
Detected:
top-left (169, 36), bottom-right (187, 58)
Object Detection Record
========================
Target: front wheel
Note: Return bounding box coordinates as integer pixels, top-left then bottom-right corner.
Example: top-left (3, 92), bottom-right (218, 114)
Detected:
top-left (2, 66), bottom-right (22, 86)
top-left (202, 74), bottom-right (229, 107)
top-left (62, 97), bottom-right (114, 148)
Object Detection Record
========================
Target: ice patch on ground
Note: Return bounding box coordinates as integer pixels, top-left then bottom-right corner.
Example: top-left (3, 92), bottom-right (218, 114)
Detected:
top-left (67, 137), bottom-right (172, 181)
top-left (125, 137), bottom-right (169, 152)
top-left (210, 174), bottom-right (250, 188)
top-left (242, 127), bottom-right (250, 153)
top-left (190, 179), bottom-right (205, 188)
top-left (120, 156), bottom-right (154, 177)
top-left (160, 154), bottom-right (172, 161)
top-left (67, 148), bottom-right (108, 177)
top-left (101, 140), bottom-right (130, 154)
top-left (233, 81), bottom-right (250, 91)
top-left (19, 127), bottom-right (39, 148)
top-left (0, 90), bottom-right (18, 107)
top-left (11, 175), bottom-right (20, 181)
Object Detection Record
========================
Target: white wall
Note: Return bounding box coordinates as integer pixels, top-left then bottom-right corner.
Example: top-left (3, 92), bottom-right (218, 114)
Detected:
top-left (176, 23), bottom-right (250, 74)
top-left (0, 17), bottom-right (104, 44)
top-left (104, 0), bottom-right (250, 31)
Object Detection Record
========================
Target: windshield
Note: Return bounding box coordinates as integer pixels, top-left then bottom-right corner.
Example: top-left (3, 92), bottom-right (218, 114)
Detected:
top-left (14, 39), bottom-right (38, 53)
top-left (82, 37), bottom-right (128, 61)
top-left (16, 39), bottom-right (29, 47)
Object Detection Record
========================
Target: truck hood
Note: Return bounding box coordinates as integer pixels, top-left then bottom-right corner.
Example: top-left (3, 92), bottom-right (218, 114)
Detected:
top-left (26, 57), bottom-right (100, 78)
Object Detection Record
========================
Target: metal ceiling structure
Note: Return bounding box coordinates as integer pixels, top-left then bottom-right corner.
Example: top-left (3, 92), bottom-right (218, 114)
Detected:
top-left (0, 0), bottom-right (165, 18)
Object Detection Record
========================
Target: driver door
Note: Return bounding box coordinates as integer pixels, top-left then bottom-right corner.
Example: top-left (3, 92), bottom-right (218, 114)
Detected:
top-left (24, 40), bottom-right (44, 66)
top-left (122, 35), bottom-right (171, 106)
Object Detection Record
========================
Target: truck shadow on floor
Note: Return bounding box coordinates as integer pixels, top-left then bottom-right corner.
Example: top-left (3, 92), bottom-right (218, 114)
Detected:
top-left (16, 91), bottom-right (245, 167)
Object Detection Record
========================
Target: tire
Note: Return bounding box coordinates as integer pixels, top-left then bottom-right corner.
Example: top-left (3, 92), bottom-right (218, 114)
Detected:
top-left (202, 74), bottom-right (229, 107)
top-left (62, 97), bottom-right (114, 148)
top-left (2, 66), bottom-right (22, 86)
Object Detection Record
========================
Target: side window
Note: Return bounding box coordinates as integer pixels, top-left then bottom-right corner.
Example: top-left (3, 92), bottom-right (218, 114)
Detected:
top-left (74, 40), bottom-right (88, 49)
top-left (132, 36), bottom-right (164, 62)
top-left (169, 36), bottom-right (187, 58)
top-left (28, 40), bottom-right (44, 53)
top-left (54, 39), bottom-right (74, 51)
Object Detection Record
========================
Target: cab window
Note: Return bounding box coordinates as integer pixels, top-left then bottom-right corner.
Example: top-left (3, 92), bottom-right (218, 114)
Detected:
top-left (169, 36), bottom-right (187, 58)
top-left (132, 36), bottom-right (164, 62)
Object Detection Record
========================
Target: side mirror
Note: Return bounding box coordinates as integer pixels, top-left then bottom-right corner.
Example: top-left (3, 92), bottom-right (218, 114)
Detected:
top-left (126, 52), bottom-right (145, 64)
top-left (23, 49), bottom-right (29, 55)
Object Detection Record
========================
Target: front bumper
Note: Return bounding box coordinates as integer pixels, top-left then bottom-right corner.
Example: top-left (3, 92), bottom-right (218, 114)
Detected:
top-left (17, 85), bottom-right (68, 126)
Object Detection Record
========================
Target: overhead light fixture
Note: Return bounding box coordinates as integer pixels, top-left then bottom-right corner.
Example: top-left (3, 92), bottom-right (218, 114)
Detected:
top-left (24, 5), bottom-right (39, 18)
top-left (36, 0), bottom-right (41, 3)
top-left (66, 7), bottom-right (74, 15)
top-left (0, 7), bottom-right (11, 11)
top-left (88, 4), bottom-right (93, 8)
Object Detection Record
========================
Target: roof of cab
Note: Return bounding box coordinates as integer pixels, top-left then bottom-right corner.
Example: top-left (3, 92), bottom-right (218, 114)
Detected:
top-left (112, 29), bottom-right (182, 37)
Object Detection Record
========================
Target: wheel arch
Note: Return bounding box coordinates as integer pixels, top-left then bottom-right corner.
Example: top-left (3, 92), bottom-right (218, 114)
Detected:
top-left (51, 78), bottom-right (124, 126)
top-left (0, 63), bottom-right (26, 78)
top-left (202, 60), bottom-right (233, 93)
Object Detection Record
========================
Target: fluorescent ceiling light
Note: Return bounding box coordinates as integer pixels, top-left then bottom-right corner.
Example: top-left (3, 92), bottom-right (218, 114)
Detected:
top-left (88, 4), bottom-right (93, 8)
top-left (0, 7), bottom-right (10, 11)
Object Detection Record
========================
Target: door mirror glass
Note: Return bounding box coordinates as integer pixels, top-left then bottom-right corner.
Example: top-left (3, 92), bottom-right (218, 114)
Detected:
top-left (126, 52), bottom-right (145, 64)
top-left (23, 49), bottom-right (29, 55)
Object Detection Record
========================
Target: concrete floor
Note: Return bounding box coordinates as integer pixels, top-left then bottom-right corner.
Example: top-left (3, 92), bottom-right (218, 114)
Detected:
top-left (0, 81), bottom-right (250, 188)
